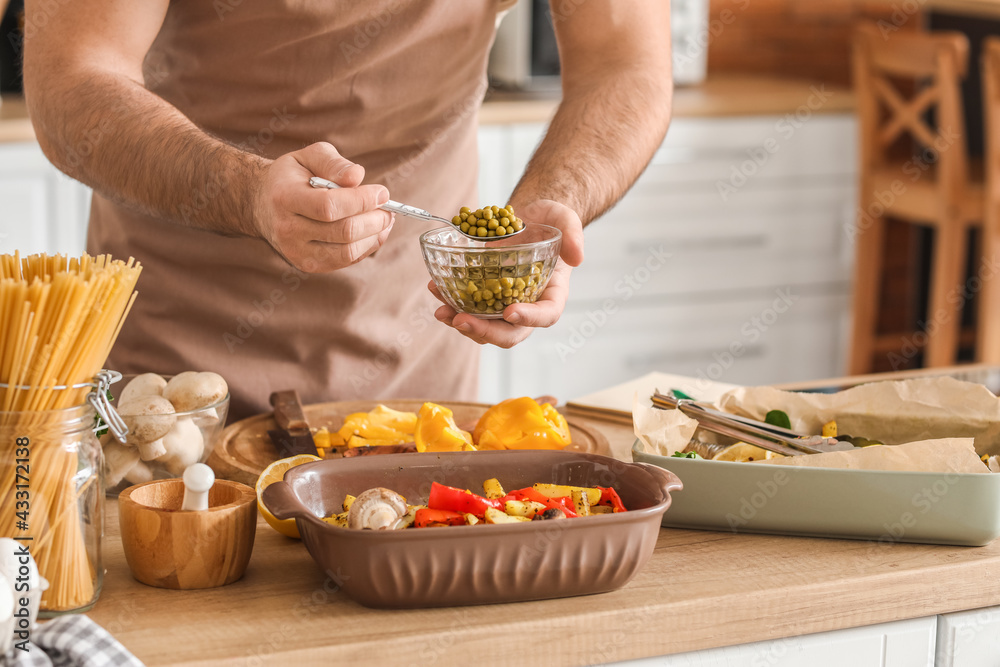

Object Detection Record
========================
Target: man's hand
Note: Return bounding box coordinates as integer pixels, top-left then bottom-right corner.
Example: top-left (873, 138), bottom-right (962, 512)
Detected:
top-left (429, 200), bottom-right (585, 348)
top-left (254, 142), bottom-right (395, 273)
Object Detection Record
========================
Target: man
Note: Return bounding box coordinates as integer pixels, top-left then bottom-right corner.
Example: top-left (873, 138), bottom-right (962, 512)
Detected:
top-left (24, 0), bottom-right (672, 420)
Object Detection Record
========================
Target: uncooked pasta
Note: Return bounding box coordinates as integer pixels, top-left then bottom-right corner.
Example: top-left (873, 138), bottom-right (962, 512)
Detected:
top-left (0, 252), bottom-right (141, 611)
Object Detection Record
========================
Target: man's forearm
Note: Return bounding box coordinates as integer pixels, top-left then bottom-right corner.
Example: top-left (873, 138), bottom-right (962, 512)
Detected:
top-left (27, 69), bottom-right (266, 235)
top-left (510, 71), bottom-right (672, 226)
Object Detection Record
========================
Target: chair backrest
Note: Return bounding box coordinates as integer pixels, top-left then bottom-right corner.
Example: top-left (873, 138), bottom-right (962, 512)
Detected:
top-left (983, 38), bottom-right (1000, 204)
top-left (852, 23), bottom-right (970, 195)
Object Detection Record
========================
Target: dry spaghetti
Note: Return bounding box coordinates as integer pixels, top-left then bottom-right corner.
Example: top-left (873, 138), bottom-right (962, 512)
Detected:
top-left (0, 252), bottom-right (141, 611)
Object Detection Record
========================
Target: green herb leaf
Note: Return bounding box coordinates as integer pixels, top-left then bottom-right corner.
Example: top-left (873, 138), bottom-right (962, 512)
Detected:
top-left (670, 451), bottom-right (701, 459)
top-left (93, 389), bottom-right (114, 437)
top-left (764, 410), bottom-right (791, 429)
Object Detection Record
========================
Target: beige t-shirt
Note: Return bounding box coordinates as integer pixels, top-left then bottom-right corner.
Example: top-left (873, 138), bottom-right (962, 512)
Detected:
top-left (89, 1), bottom-right (507, 420)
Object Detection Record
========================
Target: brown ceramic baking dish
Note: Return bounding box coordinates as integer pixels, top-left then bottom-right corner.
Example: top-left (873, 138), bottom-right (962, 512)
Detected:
top-left (262, 449), bottom-right (682, 608)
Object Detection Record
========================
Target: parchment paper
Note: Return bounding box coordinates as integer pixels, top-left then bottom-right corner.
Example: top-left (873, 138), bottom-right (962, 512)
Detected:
top-left (754, 437), bottom-right (987, 473)
top-left (719, 377), bottom-right (1000, 456)
top-left (632, 377), bottom-right (999, 472)
top-left (632, 394), bottom-right (698, 457)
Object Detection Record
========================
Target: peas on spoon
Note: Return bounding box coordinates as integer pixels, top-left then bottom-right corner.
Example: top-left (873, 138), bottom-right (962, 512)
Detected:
top-left (308, 177), bottom-right (525, 241)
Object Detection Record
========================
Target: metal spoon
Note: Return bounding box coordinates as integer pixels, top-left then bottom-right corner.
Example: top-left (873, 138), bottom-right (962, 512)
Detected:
top-left (308, 177), bottom-right (524, 241)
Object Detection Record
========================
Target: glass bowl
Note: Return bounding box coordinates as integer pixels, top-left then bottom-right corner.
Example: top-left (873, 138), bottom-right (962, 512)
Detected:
top-left (420, 224), bottom-right (561, 319)
top-left (101, 374), bottom-right (230, 496)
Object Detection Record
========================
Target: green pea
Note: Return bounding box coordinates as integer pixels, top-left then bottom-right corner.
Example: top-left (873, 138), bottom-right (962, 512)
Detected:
top-left (505, 226), bottom-right (514, 235)
top-left (476, 227), bottom-right (487, 237)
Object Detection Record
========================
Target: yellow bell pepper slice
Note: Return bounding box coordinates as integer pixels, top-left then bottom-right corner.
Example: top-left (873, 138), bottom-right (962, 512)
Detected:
top-left (473, 397), bottom-right (572, 450)
top-left (414, 402), bottom-right (474, 452)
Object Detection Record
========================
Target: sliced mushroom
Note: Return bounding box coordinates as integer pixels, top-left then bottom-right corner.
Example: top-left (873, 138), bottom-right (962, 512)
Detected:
top-left (118, 395), bottom-right (176, 460)
top-left (163, 371), bottom-right (228, 422)
top-left (347, 487), bottom-right (408, 530)
top-left (118, 373), bottom-right (167, 404)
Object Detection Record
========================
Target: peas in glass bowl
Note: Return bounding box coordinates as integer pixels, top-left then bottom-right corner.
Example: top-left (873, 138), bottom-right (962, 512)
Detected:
top-left (419, 224), bottom-right (561, 318)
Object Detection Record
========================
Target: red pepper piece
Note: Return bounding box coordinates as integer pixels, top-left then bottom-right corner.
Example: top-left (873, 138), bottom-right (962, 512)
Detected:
top-left (413, 508), bottom-right (467, 528)
top-left (428, 482), bottom-right (503, 518)
top-left (597, 486), bottom-right (627, 513)
top-left (502, 487), bottom-right (578, 518)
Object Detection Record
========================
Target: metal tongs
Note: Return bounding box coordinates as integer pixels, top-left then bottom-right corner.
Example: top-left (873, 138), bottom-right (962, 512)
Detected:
top-left (650, 391), bottom-right (854, 457)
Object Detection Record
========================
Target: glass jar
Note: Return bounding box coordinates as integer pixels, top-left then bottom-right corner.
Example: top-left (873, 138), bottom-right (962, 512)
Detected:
top-left (0, 372), bottom-right (122, 616)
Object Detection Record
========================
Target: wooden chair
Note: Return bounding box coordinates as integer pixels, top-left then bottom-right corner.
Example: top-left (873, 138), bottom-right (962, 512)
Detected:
top-left (849, 24), bottom-right (983, 374)
top-left (977, 38), bottom-right (1000, 364)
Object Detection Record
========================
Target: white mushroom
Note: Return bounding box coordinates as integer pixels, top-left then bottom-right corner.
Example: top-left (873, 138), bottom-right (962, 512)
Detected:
top-left (156, 418), bottom-right (205, 477)
top-left (347, 488), bottom-right (408, 530)
top-left (103, 438), bottom-right (141, 488)
top-left (163, 371), bottom-right (228, 422)
top-left (118, 372), bottom-right (167, 405)
top-left (123, 460), bottom-right (153, 485)
top-left (118, 395), bottom-right (176, 460)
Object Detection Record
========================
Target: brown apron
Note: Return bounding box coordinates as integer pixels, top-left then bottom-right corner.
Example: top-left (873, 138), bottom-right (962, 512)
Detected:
top-left (88, 1), bottom-right (502, 420)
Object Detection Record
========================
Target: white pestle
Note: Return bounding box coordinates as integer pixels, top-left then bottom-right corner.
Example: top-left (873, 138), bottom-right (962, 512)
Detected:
top-left (181, 463), bottom-right (215, 511)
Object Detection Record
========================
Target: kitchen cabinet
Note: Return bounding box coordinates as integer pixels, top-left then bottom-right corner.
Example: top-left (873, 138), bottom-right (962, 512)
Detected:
top-left (612, 616), bottom-right (937, 667)
top-left (936, 605), bottom-right (1000, 667)
top-left (477, 114), bottom-right (857, 404)
top-left (0, 141), bottom-right (91, 255)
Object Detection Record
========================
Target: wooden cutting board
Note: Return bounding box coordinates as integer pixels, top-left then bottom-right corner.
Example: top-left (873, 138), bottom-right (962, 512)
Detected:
top-left (207, 399), bottom-right (611, 486)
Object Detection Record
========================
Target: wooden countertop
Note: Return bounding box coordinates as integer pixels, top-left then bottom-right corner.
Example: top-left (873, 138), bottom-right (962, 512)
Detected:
top-left (86, 418), bottom-right (1000, 667)
top-left (480, 75), bottom-right (855, 125)
top-left (1, 75), bottom-right (855, 145)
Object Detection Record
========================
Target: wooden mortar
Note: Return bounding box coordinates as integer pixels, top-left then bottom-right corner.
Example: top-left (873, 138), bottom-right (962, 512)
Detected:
top-left (119, 478), bottom-right (257, 589)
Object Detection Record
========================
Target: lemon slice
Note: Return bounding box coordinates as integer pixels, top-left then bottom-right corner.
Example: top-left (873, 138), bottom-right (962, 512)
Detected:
top-left (256, 454), bottom-right (321, 538)
top-left (711, 443), bottom-right (778, 462)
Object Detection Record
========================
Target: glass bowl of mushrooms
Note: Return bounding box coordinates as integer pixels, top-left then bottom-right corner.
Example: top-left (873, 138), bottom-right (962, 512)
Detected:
top-left (101, 371), bottom-right (230, 497)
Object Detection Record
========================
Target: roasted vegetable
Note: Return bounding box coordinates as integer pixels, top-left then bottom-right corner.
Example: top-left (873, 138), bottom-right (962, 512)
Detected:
top-left (485, 508), bottom-right (530, 524)
top-left (482, 477), bottom-right (505, 500)
top-left (428, 482), bottom-right (502, 517)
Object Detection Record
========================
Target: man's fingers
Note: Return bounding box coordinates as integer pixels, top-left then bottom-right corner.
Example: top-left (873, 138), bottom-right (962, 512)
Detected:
top-left (502, 261), bottom-right (571, 328)
top-left (449, 314), bottom-right (533, 348)
top-left (308, 231), bottom-right (387, 269)
top-left (286, 182), bottom-right (390, 224)
top-left (294, 142), bottom-right (365, 187)
top-left (297, 209), bottom-right (393, 244)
